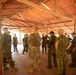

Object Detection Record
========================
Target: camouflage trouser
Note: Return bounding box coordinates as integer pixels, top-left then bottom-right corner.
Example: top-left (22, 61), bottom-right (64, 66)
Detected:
top-left (56, 51), bottom-right (67, 75)
top-left (28, 46), bottom-right (41, 68)
top-left (2, 46), bottom-right (14, 67)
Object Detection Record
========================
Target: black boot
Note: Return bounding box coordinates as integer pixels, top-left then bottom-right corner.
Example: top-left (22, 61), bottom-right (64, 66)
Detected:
top-left (47, 65), bottom-right (52, 69)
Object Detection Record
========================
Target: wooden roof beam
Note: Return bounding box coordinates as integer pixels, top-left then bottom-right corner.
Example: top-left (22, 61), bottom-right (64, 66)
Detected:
top-left (9, 18), bottom-right (72, 25)
top-left (2, 24), bottom-right (32, 28)
top-left (9, 18), bottom-right (43, 24)
top-left (2, 3), bottom-right (26, 5)
top-left (55, 17), bottom-right (73, 31)
top-left (17, 0), bottom-right (74, 21)
top-left (47, 20), bottom-right (72, 25)
top-left (2, 8), bottom-right (27, 10)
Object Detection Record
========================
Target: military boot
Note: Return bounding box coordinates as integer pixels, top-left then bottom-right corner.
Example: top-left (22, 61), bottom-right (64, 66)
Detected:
top-left (27, 67), bottom-right (34, 73)
top-left (38, 67), bottom-right (42, 72)
top-left (10, 66), bottom-right (17, 71)
top-left (3, 66), bottom-right (9, 71)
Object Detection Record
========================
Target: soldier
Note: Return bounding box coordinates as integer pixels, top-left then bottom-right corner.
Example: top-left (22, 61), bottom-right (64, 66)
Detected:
top-left (27, 27), bottom-right (42, 73)
top-left (22, 34), bottom-right (29, 54)
top-left (41, 34), bottom-right (47, 54)
top-left (67, 35), bottom-right (72, 41)
top-left (47, 31), bottom-right (57, 68)
top-left (67, 35), bottom-right (72, 54)
top-left (69, 32), bottom-right (76, 67)
top-left (55, 29), bottom-right (72, 75)
top-left (13, 34), bottom-right (18, 52)
top-left (2, 27), bottom-right (17, 71)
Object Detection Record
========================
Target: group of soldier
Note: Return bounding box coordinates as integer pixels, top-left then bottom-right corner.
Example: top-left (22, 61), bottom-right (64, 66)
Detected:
top-left (1, 27), bottom-right (76, 75)
top-left (41, 29), bottom-right (76, 75)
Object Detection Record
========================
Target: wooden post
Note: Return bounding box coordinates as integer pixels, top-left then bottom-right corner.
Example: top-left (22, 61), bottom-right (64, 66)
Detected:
top-left (0, 1), bottom-right (2, 75)
top-left (29, 29), bottom-right (31, 34)
top-left (74, 19), bottom-right (76, 33)
top-left (45, 24), bottom-right (48, 35)
top-left (19, 28), bottom-right (21, 44)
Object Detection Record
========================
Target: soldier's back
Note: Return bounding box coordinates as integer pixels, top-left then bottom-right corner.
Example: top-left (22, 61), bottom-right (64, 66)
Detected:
top-left (58, 35), bottom-right (69, 53)
top-left (29, 33), bottom-right (41, 46)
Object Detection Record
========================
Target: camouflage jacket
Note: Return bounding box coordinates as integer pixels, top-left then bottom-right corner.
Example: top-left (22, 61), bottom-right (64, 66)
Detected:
top-left (56, 35), bottom-right (70, 54)
top-left (28, 33), bottom-right (41, 46)
top-left (2, 33), bottom-right (10, 47)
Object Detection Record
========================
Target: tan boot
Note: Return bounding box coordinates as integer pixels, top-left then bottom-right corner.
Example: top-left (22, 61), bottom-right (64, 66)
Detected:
top-left (10, 67), bottom-right (17, 71)
top-left (3, 66), bottom-right (9, 71)
top-left (38, 67), bottom-right (42, 72)
top-left (27, 67), bottom-right (34, 73)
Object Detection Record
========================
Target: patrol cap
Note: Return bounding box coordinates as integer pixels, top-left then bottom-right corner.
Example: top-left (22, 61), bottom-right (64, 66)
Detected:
top-left (3, 27), bottom-right (8, 30)
top-left (49, 31), bottom-right (54, 34)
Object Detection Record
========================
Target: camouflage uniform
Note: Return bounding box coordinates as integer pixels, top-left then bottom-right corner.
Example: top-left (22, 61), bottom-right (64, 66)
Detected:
top-left (13, 36), bottom-right (18, 52)
top-left (56, 35), bottom-right (69, 75)
top-left (28, 33), bottom-right (41, 68)
top-left (2, 33), bottom-right (14, 68)
top-left (47, 35), bottom-right (57, 68)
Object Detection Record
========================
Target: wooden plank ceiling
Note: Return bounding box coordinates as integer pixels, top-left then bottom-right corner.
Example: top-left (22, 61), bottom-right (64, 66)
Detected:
top-left (1, 0), bottom-right (76, 34)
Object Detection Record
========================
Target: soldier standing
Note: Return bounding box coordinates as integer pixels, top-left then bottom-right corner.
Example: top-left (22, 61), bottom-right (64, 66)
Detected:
top-left (41, 34), bottom-right (47, 54)
top-left (67, 35), bottom-right (72, 41)
top-left (22, 34), bottom-right (29, 54)
top-left (55, 29), bottom-right (72, 75)
top-left (27, 27), bottom-right (42, 73)
top-left (2, 27), bottom-right (17, 71)
top-left (13, 34), bottom-right (18, 52)
top-left (47, 31), bottom-right (57, 68)
top-left (69, 32), bottom-right (76, 67)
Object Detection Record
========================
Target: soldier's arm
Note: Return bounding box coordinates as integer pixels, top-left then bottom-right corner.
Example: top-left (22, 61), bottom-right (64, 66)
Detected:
top-left (39, 35), bottom-right (41, 41)
top-left (2, 35), bottom-right (7, 45)
top-left (67, 42), bottom-right (72, 50)
top-left (55, 37), bottom-right (60, 51)
top-left (66, 37), bottom-right (72, 50)
top-left (10, 35), bottom-right (11, 42)
top-left (13, 37), bottom-right (14, 43)
top-left (16, 37), bottom-right (18, 43)
top-left (55, 41), bottom-right (59, 51)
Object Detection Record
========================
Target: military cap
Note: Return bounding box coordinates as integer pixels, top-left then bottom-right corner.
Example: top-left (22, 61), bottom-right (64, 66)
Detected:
top-left (49, 31), bottom-right (54, 34)
top-left (3, 27), bottom-right (8, 30)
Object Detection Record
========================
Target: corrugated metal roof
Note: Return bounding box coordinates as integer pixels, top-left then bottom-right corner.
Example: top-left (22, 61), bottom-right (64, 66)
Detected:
top-left (1, 0), bottom-right (76, 34)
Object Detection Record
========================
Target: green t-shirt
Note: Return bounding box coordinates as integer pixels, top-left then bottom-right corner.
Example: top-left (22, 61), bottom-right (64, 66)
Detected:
top-left (13, 37), bottom-right (17, 43)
